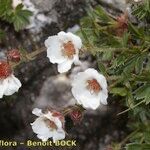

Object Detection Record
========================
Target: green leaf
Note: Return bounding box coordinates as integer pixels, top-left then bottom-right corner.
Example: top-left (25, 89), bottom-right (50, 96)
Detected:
top-left (128, 22), bottom-right (144, 40)
top-left (0, 0), bottom-right (13, 22)
top-left (134, 84), bottom-right (150, 104)
top-left (116, 53), bottom-right (140, 75)
top-left (12, 4), bottom-right (32, 31)
top-left (132, 0), bottom-right (150, 21)
top-left (0, 1), bottom-right (32, 31)
top-left (102, 50), bottom-right (113, 61)
top-left (0, 29), bottom-right (5, 39)
top-left (134, 71), bottom-right (150, 82)
top-left (121, 32), bottom-right (130, 47)
top-left (127, 91), bottom-right (135, 108)
top-left (80, 27), bottom-right (92, 46)
top-left (135, 54), bottom-right (145, 74)
top-left (110, 87), bottom-right (128, 96)
top-left (93, 6), bottom-right (113, 24)
top-left (98, 62), bottom-right (107, 76)
top-left (112, 54), bottom-right (127, 68)
top-left (0, 0), bottom-right (12, 17)
top-left (126, 143), bottom-right (150, 150)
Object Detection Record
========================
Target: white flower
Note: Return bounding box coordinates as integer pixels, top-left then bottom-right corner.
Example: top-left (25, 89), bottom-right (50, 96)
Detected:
top-left (12, 0), bottom-right (22, 8)
top-left (45, 31), bottom-right (82, 73)
top-left (71, 68), bottom-right (108, 110)
top-left (0, 74), bottom-right (22, 99)
top-left (31, 108), bottom-right (65, 142)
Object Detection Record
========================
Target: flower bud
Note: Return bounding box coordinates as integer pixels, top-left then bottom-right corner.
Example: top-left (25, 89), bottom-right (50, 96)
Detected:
top-left (7, 49), bottom-right (21, 63)
top-left (70, 109), bottom-right (83, 124)
top-left (116, 13), bottom-right (128, 36)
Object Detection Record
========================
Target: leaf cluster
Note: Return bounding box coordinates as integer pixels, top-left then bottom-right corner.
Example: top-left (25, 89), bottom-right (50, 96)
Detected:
top-left (132, 0), bottom-right (150, 22)
top-left (0, 0), bottom-right (32, 31)
top-left (79, 5), bottom-right (150, 106)
top-left (79, 2), bottom-right (150, 149)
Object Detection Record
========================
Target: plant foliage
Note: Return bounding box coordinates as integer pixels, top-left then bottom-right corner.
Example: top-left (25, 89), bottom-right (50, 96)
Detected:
top-left (79, 0), bottom-right (150, 149)
top-left (0, 0), bottom-right (32, 31)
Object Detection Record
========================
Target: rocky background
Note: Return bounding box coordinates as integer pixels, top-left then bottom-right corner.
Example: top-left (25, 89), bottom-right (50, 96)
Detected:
top-left (0, 0), bottom-right (128, 150)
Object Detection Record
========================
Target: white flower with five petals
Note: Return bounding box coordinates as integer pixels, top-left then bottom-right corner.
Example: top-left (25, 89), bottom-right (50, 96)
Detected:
top-left (71, 68), bottom-right (108, 110)
top-left (31, 108), bottom-right (65, 142)
top-left (45, 31), bottom-right (82, 73)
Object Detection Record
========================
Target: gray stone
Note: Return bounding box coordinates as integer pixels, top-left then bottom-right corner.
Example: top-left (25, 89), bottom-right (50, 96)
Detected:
top-left (34, 74), bottom-right (76, 109)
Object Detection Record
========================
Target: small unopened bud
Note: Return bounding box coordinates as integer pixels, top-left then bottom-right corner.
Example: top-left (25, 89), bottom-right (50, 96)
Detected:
top-left (70, 109), bottom-right (83, 124)
top-left (7, 49), bottom-right (21, 62)
top-left (116, 12), bottom-right (128, 36)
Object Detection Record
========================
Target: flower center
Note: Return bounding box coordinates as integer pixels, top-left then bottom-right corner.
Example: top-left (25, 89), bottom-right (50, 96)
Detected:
top-left (52, 111), bottom-right (64, 123)
top-left (87, 79), bottom-right (101, 94)
top-left (44, 118), bottom-right (57, 130)
top-left (62, 41), bottom-right (76, 58)
top-left (0, 61), bottom-right (12, 79)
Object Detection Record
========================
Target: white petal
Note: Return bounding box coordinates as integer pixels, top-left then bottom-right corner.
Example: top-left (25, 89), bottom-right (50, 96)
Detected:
top-left (36, 129), bottom-right (54, 141)
top-left (43, 111), bottom-right (52, 119)
top-left (99, 89), bottom-right (108, 105)
top-left (73, 54), bottom-right (81, 65)
top-left (53, 129), bottom-right (65, 142)
top-left (58, 60), bottom-right (73, 73)
top-left (4, 75), bottom-right (21, 96)
top-left (45, 36), bottom-right (66, 64)
top-left (52, 118), bottom-right (62, 129)
top-left (57, 31), bottom-right (70, 43)
top-left (71, 72), bottom-right (86, 87)
top-left (37, 134), bottom-right (50, 142)
top-left (31, 117), bottom-right (51, 137)
top-left (45, 35), bottom-right (58, 48)
top-left (72, 83), bottom-right (100, 110)
top-left (0, 80), bottom-right (8, 98)
top-left (32, 108), bottom-right (43, 116)
top-left (66, 32), bottom-right (82, 50)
